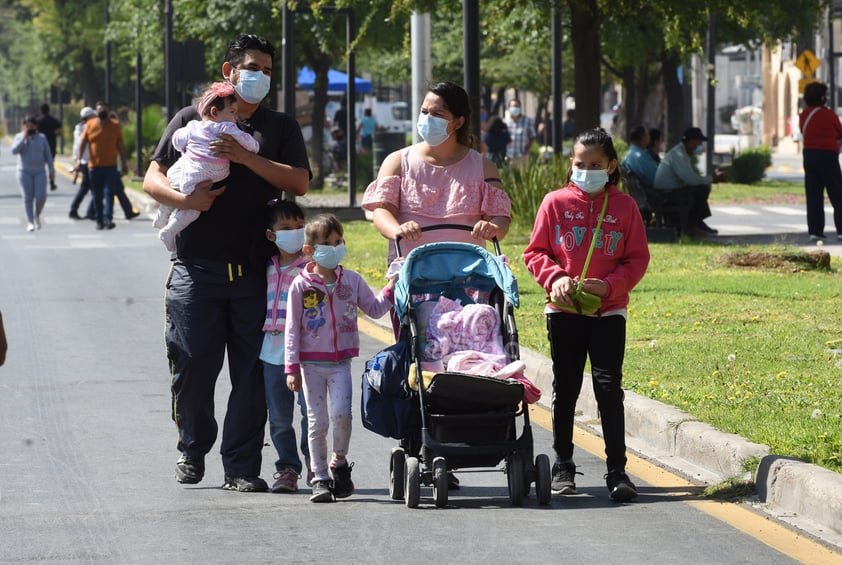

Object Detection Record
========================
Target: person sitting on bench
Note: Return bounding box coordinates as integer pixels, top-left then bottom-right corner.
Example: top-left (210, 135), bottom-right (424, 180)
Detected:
top-left (654, 127), bottom-right (725, 238)
top-left (622, 125), bottom-right (658, 188)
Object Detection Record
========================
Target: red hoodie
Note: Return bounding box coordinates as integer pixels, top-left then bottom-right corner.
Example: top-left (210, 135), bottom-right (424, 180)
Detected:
top-left (523, 183), bottom-right (650, 314)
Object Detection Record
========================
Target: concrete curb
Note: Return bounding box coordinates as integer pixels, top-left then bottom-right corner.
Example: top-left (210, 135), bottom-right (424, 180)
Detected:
top-left (521, 345), bottom-right (842, 548)
top-left (757, 456), bottom-right (842, 542)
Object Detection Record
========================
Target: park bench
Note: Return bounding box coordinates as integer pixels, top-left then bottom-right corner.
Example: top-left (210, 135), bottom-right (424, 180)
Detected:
top-left (620, 165), bottom-right (686, 242)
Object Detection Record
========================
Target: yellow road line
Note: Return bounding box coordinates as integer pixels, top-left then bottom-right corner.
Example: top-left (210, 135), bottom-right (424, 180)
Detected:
top-left (531, 400), bottom-right (842, 563)
top-left (360, 319), bottom-right (841, 562)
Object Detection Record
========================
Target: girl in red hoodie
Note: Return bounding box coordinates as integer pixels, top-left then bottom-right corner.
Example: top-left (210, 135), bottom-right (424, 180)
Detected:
top-left (523, 128), bottom-right (650, 502)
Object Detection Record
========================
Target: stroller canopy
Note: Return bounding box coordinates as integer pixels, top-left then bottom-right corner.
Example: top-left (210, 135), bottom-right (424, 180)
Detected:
top-left (395, 242), bottom-right (519, 320)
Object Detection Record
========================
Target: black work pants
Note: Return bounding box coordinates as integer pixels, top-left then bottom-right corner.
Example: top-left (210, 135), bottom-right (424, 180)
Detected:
top-left (165, 259), bottom-right (267, 477)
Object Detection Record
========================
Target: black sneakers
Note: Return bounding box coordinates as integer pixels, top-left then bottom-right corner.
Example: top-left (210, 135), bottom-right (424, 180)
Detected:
top-left (222, 475), bottom-right (269, 492)
top-left (330, 461), bottom-right (355, 498)
top-left (310, 480), bottom-right (334, 503)
top-left (605, 471), bottom-right (638, 501)
top-left (551, 460), bottom-right (581, 495)
top-left (175, 454), bottom-right (204, 484)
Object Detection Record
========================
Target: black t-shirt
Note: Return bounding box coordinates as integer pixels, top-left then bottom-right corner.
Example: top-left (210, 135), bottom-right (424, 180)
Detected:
top-left (37, 115), bottom-right (62, 158)
top-left (151, 105), bottom-right (310, 268)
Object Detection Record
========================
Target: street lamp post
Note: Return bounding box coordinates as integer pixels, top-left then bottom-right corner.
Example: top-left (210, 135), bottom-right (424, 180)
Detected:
top-left (164, 0), bottom-right (173, 120)
top-left (105, 0), bottom-right (111, 104)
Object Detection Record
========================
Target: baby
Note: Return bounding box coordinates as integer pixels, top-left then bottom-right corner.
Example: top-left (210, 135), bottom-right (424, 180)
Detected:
top-left (153, 82), bottom-right (260, 251)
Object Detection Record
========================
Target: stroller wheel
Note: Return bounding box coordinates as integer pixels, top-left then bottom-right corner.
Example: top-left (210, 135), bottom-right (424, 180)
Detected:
top-left (390, 447), bottom-right (405, 500)
top-left (506, 453), bottom-right (525, 506)
top-left (405, 456), bottom-right (421, 509)
top-left (432, 457), bottom-right (448, 508)
top-left (535, 454), bottom-right (552, 506)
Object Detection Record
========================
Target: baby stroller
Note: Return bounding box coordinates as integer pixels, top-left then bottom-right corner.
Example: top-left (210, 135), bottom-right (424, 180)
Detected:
top-left (386, 225), bottom-right (551, 508)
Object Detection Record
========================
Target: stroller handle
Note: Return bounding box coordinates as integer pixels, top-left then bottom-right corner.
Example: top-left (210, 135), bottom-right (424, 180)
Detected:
top-left (394, 223), bottom-right (501, 258)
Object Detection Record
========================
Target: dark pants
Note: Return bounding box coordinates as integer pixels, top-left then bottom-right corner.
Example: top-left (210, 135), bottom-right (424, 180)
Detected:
top-left (86, 167), bottom-right (134, 221)
top-left (165, 259), bottom-right (268, 477)
top-left (547, 312), bottom-right (628, 473)
top-left (69, 166), bottom-right (91, 215)
top-left (803, 149), bottom-right (842, 236)
top-left (89, 166), bottom-right (119, 224)
top-left (659, 184), bottom-right (711, 232)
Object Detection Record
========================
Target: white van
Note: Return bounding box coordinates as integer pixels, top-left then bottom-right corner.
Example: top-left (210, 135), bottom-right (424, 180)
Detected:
top-left (356, 101), bottom-right (412, 135)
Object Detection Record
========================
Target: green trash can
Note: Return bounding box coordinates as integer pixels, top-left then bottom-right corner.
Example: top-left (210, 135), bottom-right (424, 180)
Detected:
top-left (372, 132), bottom-right (407, 173)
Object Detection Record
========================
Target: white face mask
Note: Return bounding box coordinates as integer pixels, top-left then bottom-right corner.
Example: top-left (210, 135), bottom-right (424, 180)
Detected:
top-left (273, 228), bottom-right (304, 254)
top-left (312, 243), bottom-right (347, 270)
top-left (570, 167), bottom-right (609, 193)
top-left (233, 69), bottom-right (270, 104)
top-left (417, 113), bottom-right (452, 147)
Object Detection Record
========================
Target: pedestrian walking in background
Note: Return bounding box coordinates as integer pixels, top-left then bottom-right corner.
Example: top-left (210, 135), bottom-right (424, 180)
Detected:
top-left (524, 128), bottom-right (650, 502)
top-left (504, 98), bottom-right (535, 168)
top-left (143, 33), bottom-right (310, 493)
top-left (798, 81), bottom-right (842, 242)
top-left (72, 101), bottom-right (130, 230)
top-left (69, 107), bottom-right (97, 220)
top-left (357, 108), bottom-right (377, 154)
top-left (11, 116), bottom-right (55, 232)
top-left (37, 103), bottom-right (62, 191)
top-left (483, 115), bottom-right (511, 169)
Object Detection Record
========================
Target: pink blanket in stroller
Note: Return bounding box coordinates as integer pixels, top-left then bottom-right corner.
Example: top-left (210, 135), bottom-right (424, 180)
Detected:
top-left (423, 296), bottom-right (541, 403)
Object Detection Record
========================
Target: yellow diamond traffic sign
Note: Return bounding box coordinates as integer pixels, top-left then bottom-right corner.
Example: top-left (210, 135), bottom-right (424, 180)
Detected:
top-left (799, 76), bottom-right (820, 94)
top-left (795, 49), bottom-right (820, 76)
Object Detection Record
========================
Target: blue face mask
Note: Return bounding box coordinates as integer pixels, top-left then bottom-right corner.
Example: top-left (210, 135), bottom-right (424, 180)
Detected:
top-left (312, 242), bottom-right (347, 270)
top-left (570, 167), bottom-right (609, 194)
top-left (234, 69), bottom-right (270, 104)
top-left (694, 144), bottom-right (705, 156)
top-left (417, 113), bottom-right (451, 147)
top-left (273, 228), bottom-right (304, 254)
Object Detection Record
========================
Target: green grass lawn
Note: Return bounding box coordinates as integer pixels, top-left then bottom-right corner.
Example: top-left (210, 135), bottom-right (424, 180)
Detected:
top-left (341, 178), bottom-right (842, 476)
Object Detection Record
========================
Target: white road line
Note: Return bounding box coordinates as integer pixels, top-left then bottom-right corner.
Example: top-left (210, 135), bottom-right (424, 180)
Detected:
top-left (711, 206), bottom-right (760, 216)
top-left (760, 206), bottom-right (804, 216)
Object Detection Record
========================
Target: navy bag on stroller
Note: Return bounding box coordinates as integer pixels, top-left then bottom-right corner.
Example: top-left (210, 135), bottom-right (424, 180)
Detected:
top-left (360, 334), bottom-right (421, 440)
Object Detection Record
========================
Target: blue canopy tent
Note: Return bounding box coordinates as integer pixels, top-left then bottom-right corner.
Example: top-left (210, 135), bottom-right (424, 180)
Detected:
top-left (297, 67), bottom-right (372, 94)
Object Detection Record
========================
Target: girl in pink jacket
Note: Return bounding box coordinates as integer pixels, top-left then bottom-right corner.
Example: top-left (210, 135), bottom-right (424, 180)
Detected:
top-left (523, 128), bottom-right (650, 502)
top-left (285, 214), bottom-right (395, 503)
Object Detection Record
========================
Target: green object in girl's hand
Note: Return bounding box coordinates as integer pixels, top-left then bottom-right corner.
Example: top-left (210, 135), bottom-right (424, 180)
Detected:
top-left (550, 283), bottom-right (602, 315)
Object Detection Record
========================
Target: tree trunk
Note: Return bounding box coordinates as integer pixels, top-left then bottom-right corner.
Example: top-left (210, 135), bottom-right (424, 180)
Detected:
top-left (76, 51), bottom-right (100, 108)
top-left (311, 63), bottom-right (331, 190)
top-left (661, 51), bottom-right (685, 148)
top-left (569, 0), bottom-right (602, 135)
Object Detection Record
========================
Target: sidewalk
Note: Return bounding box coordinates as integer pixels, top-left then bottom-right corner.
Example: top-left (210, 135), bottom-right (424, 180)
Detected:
top-left (127, 183), bottom-right (842, 552)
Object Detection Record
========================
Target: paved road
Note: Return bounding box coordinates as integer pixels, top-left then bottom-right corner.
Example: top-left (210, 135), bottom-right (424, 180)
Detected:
top-left (0, 149), bottom-right (833, 563)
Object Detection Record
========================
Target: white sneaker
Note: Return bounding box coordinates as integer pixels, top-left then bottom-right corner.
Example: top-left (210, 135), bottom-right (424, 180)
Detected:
top-left (34, 216), bottom-right (41, 229)
top-left (26, 222), bottom-right (35, 232)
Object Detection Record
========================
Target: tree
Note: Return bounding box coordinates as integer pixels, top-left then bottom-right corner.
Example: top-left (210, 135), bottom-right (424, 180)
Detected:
top-left (599, 0), bottom-right (825, 145)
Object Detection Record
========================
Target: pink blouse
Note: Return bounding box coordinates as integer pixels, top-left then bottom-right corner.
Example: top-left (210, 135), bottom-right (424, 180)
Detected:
top-left (361, 145), bottom-right (511, 260)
